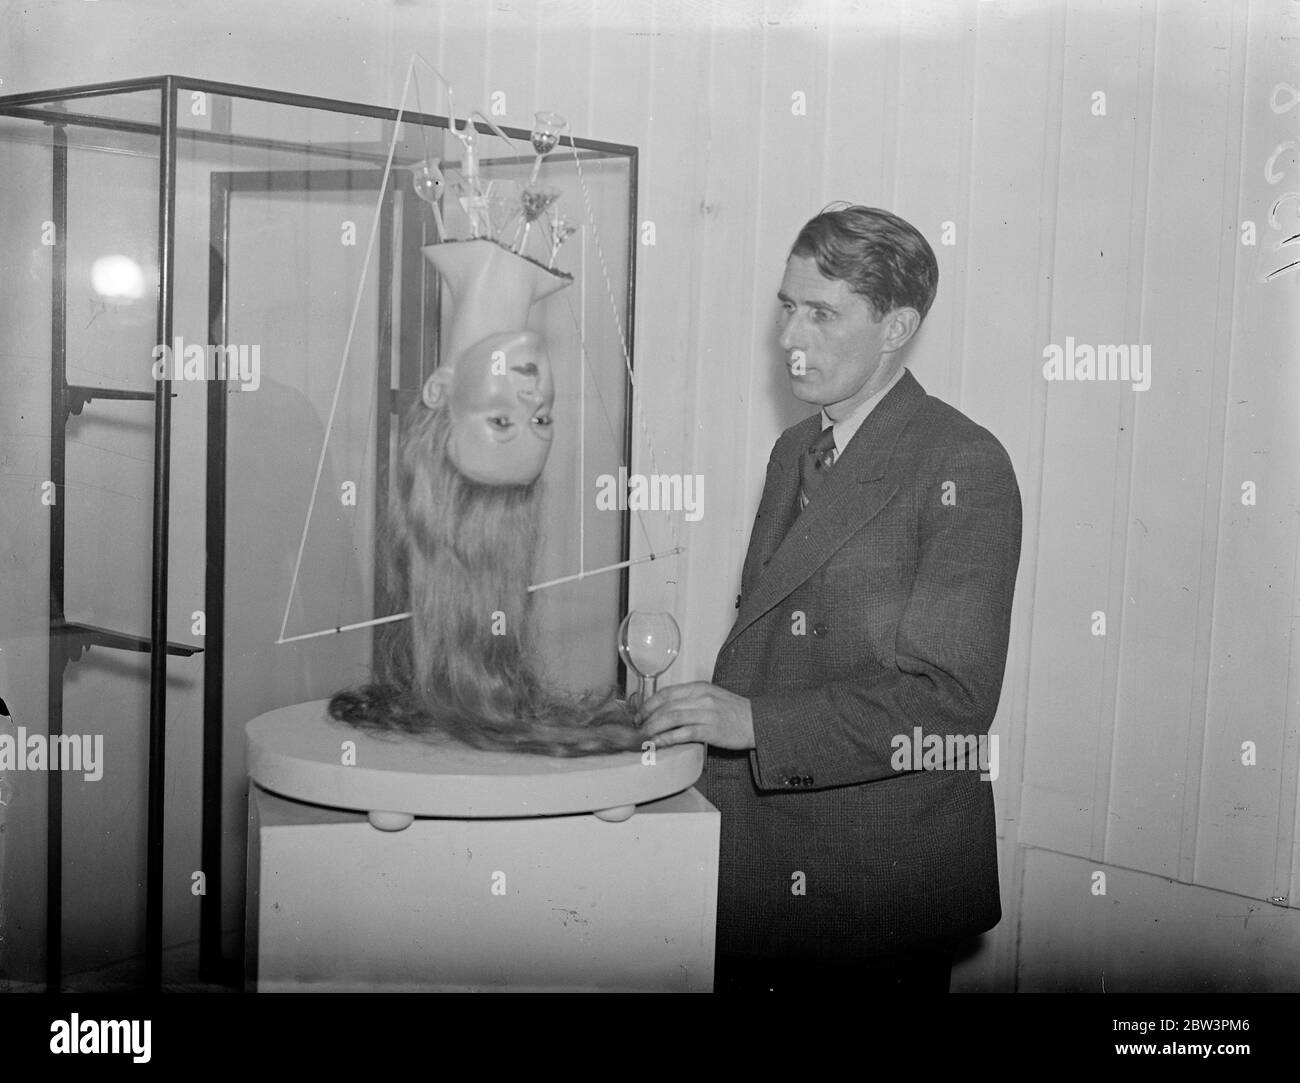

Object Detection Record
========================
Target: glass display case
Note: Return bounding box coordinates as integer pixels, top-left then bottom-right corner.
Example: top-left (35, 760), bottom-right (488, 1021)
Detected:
top-left (0, 76), bottom-right (637, 990)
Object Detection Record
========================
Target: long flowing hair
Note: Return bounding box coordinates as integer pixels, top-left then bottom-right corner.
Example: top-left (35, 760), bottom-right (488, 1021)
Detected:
top-left (329, 396), bottom-right (642, 756)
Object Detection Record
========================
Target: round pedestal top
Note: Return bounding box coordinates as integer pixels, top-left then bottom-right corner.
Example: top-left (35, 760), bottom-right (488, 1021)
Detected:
top-left (246, 699), bottom-right (704, 819)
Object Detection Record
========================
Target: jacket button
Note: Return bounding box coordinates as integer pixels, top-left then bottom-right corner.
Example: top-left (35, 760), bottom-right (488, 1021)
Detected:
top-left (735, 594), bottom-right (741, 609)
top-left (803, 775), bottom-right (813, 786)
top-left (811, 623), bottom-right (828, 638)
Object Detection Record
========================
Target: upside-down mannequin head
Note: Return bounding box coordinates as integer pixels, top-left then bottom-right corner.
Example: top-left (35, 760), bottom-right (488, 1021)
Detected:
top-left (421, 329), bottom-right (556, 486)
top-left (329, 384), bottom-right (639, 757)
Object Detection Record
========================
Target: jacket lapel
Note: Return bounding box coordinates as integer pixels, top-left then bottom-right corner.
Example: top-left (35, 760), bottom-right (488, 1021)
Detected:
top-left (720, 370), bottom-right (926, 654)
top-left (738, 416), bottom-right (816, 589)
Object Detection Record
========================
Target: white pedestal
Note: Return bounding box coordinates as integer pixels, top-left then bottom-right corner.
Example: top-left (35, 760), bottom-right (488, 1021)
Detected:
top-left (244, 701), bottom-right (720, 992)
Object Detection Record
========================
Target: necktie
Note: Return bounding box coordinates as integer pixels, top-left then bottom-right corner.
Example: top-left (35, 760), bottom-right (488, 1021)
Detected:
top-left (799, 426), bottom-right (837, 508)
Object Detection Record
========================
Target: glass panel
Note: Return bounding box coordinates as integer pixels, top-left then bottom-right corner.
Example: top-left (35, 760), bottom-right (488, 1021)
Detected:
top-left (0, 80), bottom-right (636, 990)
top-left (0, 89), bottom-right (162, 989)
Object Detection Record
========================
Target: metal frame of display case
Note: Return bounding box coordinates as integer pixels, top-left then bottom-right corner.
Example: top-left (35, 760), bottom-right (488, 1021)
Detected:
top-left (0, 75), bottom-right (639, 991)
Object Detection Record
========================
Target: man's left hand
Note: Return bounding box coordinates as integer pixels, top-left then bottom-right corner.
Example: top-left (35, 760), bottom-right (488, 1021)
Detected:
top-left (638, 682), bottom-right (755, 750)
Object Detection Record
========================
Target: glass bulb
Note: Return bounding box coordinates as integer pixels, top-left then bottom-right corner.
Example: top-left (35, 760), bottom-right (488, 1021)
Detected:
top-left (617, 611), bottom-right (681, 710)
top-left (411, 160), bottom-right (445, 205)
top-left (530, 111), bottom-right (567, 157)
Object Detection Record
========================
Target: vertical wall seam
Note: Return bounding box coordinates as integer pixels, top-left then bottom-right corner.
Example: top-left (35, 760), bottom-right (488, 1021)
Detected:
top-left (819, 0), bottom-right (834, 209)
top-left (739, 4), bottom-right (772, 526)
top-left (998, 0), bottom-right (1070, 991)
top-left (954, 0), bottom-right (980, 411)
top-left (888, 0), bottom-right (901, 207)
top-left (1264, 2), bottom-right (1300, 912)
top-left (1187, 0), bottom-right (1252, 888)
top-left (1099, 0), bottom-right (1158, 867)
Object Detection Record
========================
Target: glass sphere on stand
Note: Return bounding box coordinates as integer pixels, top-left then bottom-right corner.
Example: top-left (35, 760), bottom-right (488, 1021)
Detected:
top-left (617, 611), bottom-right (681, 711)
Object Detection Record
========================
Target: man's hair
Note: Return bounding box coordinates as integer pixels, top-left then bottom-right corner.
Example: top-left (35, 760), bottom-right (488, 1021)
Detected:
top-left (790, 204), bottom-right (939, 322)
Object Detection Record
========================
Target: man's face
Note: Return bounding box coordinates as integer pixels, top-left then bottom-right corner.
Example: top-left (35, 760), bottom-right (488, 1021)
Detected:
top-left (776, 255), bottom-right (897, 418)
top-left (441, 331), bottom-right (556, 485)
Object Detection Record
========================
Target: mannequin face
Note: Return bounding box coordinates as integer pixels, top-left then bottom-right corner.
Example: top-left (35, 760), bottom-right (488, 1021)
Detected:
top-left (422, 330), bottom-right (556, 485)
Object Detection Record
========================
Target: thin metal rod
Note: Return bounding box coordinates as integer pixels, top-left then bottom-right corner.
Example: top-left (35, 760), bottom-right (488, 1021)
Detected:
top-left (529, 548), bottom-right (683, 591)
top-left (276, 611), bottom-right (414, 646)
top-left (618, 145), bottom-right (639, 687)
top-left (0, 75), bottom-right (168, 107)
top-left (0, 104), bottom-right (416, 166)
top-left (373, 184), bottom-right (396, 641)
top-left (0, 102), bottom-right (619, 173)
top-left (172, 74), bottom-right (638, 154)
top-left (0, 74), bottom-right (639, 158)
top-left (146, 78), bottom-right (177, 992)
top-left (200, 172), bottom-right (231, 984)
top-left (45, 122), bottom-right (68, 994)
top-left (275, 548), bottom-right (686, 645)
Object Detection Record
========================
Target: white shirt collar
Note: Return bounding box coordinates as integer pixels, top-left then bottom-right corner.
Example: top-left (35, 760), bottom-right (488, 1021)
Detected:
top-left (819, 366), bottom-right (906, 452)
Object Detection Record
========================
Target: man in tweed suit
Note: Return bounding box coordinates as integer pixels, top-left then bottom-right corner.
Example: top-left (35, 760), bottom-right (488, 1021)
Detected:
top-left (640, 205), bottom-right (1022, 992)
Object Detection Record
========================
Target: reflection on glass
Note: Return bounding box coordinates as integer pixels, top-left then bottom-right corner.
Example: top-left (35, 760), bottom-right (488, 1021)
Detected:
top-left (90, 254), bottom-right (147, 301)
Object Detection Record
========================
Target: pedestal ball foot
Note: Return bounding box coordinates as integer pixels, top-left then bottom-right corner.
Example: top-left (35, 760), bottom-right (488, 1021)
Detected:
top-left (593, 803), bottom-right (636, 822)
top-left (368, 810), bottom-right (415, 831)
